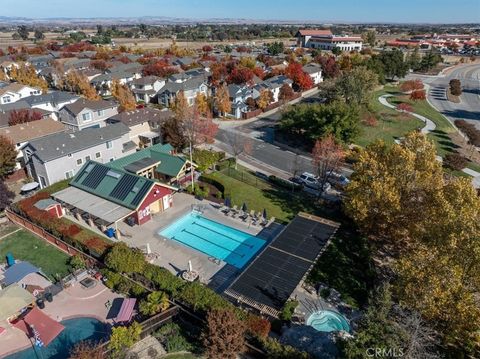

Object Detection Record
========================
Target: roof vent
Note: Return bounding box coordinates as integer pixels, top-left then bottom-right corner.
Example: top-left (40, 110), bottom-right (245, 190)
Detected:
top-left (106, 170), bottom-right (121, 179)
top-left (69, 133), bottom-right (75, 138)
top-left (56, 147), bottom-right (59, 151)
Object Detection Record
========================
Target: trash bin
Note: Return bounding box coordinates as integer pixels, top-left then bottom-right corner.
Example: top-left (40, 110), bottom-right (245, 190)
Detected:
top-left (36, 298), bottom-right (45, 309)
top-left (105, 228), bottom-right (115, 238)
top-left (45, 292), bottom-right (53, 302)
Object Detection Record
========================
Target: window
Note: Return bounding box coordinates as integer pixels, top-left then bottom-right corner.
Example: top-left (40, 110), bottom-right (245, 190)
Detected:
top-left (82, 112), bottom-right (92, 122)
top-left (67, 153), bottom-right (72, 158)
top-left (109, 157), bottom-right (115, 162)
top-left (97, 110), bottom-right (104, 117)
top-left (106, 141), bottom-right (113, 149)
top-left (39, 176), bottom-right (47, 188)
top-left (85, 155), bottom-right (91, 162)
top-left (2, 96), bottom-right (11, 103)
top-left (65, 170), bottom-right (75, 179)
top-left (76, 158), bottom-right (83, 166)
top-left (95, 152), bottom-right (101, 159)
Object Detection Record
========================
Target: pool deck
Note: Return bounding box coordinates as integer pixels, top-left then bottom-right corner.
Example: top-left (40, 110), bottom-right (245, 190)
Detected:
top-left (118, 193), bottom-right (280, 289)
top-left (0, 280), bottom-right (121, 358)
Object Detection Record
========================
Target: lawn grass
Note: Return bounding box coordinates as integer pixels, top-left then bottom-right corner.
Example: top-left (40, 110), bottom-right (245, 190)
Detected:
top-left (355, 88), bottom-right (424, 147)
top-left (39, 179), bottom-right (70, 195)
top-left (203, 166), bottom-right (329, 223)
top-left (0, 223), bottom-right (19, 238)
top-left (383, 87), bottom-right (458, 157)
top-left (0, 229), bottom-right (71, 280)
top-left (306, 225), bottom-right (374, 308)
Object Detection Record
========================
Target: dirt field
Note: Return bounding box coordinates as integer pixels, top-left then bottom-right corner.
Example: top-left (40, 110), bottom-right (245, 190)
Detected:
top-left (111, 36), bottom-right (296, 50)
top-left (0, 31), bottom-right (62, 49)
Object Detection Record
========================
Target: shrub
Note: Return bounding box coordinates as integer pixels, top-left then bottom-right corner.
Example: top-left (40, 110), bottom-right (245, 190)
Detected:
top-left (268, 175), bottom-right (302, 191)
top-left (320, 288), bottom-right (331, 299)
top-left (199, 175), bottom-right (225, 195)
top-left (69, 254), bottom-right (86, 270)
top-left (444, 153), bottom-right (468, 171)
top-left (400, 79), bottom-right (423, 93)
top-left (363, 115), bottom-right (378, 127)
top-left (139, 291), bottom-right (169, 316)
top-left (247, 315), bottom-right (271, 339)
top-left (279, 300), bottom-right (299, 322)
top-left (193, 149), bottom-right (225, 172)
top-left (410, 90), bottom-right (426, 101)
top-left (397, 103), bottom-right (413, 113)
top-left (166, 333), bottom-right (192, 353)
top-left (449, 79), bottom-right (462, 96)
top-left (105, 243), bottom-right (145, 274)
top-left (259, 337), bottom-right (309, 359)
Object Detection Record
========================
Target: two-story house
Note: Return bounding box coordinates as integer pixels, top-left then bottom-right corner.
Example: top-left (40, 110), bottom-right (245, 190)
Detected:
top-left (0, 118), bottom-right (66, 171)
top-left (156, 76), bottom-right (208, 107)
top-left (0, 83), bottom-right (42, 105)
top-left (23, 122), bottom-right (135, 188)
top-left (107, 107), bottom-right (173, 147)
top-left (91, 71), bottom-right (139, 96)
top-left (59, 98), bottom-right (119, 131)
top-left (227, 84), bottom-right (255, 119)
top-left (254, 75), bottom-right (293, 103)
top-left (302, 63), bottom-right (323, 85)
top-left (130, 76), bottom-right (166, 104)
top-left (22, 91), bottom-right (79, 121)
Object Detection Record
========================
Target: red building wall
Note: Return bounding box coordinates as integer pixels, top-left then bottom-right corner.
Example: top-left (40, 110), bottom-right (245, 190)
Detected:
top-left (135, 184), bottom-right (173, 225)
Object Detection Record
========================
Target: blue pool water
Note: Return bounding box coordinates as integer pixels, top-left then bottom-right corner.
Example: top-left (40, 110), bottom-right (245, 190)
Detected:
top-left (307, 310), bottom-right (350, 333)
top-left (7, 317), bottom-right (110, 359)
top-left (160, 212), bottom-right (266, 268)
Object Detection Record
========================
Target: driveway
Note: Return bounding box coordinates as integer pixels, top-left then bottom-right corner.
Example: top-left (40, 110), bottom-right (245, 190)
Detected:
top-left (406, 63), bottom-right (480, 129)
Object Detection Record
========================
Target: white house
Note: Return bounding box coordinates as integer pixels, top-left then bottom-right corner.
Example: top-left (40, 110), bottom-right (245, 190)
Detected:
top-left (130, 76), bottom-right (165, 104)
top-left (157, 76), bottom-right (208, 107)
top-left (302, 63), bottom-right (323, 85)
top-left (23, 123), bottom-right (135, 188)
top-left (0, 83), bottom-right (42, 105)
top-left (227, 85), bottom-right (255, 119)
top-left (59, 98), bottom-right (119, 131)
top-left (254, 75), bottom-right (293, 103)
top-left (22, 91), bottom-right (79, 121)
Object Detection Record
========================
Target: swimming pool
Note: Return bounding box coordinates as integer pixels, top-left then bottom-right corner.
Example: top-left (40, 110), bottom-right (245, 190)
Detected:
top-left (7, 317), bottom-right (110, 359)
top-left (159, 212), bottom-right (266, 268)
top-left (307, 310), bottom-right (350, 333)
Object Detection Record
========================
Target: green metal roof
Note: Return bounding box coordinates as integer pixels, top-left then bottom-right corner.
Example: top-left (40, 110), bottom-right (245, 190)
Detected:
top-left (107, 143), bottom-right (187, 178)
top-left (70, 161), bottom-right (155, 210)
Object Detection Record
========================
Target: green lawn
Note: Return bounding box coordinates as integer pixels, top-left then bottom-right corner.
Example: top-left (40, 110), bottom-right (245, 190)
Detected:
top-left (307, 225), bottom-right (374, 308)
top-left (39, 179), bottom-right (70, 194)
top-left (203, 166), bottom-right (329, 223)
top-left (355, 88), bottom-right (424, 147)
top-left (0, 229), bottom-right (71, 281)
top-left (383, 87), bottom-right (457, 157)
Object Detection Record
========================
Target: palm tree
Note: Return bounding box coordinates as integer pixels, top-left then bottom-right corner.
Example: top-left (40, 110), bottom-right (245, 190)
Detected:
top-left (139, 291), bottom-right (169, 316)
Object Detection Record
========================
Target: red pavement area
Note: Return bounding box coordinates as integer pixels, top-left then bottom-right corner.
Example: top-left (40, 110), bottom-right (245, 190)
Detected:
top-left (12, 307), bottom-right (64, 346)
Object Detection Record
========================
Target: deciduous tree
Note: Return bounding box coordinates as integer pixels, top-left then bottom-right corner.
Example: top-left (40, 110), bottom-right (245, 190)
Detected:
top-left (194, 92), bottom-right (209, 116)
top-left (202, 308), bottom-right (246, 359)
top-left (256, 89), bottom-right (273, 110)
top-left (285, 62), bottom-right (313, 91)
top-left (8, 109), bottom-right (42, 126)
top-left (111, 80), bottom-right (136, 112)
top-left (108, 322), bottom-right (142, 357)
top-left (64, 71), bottom-right (99, 100)
top-left (410, 90), bottom-right (426, 101)
top-left (69, 340), bottom-right (105, 359)
top-left (316, 55), bottom-right (340, 79)
top-left (449, 79), bottom-right (462, 96)
top-left (279, 83), bottom-right (294, 103)
top-left (227, 67), bottom-right (254, 84)
top-left (215, 84), bottom-right (231, 116)
top-left (311, 135), bottom-right (345, 191)
top-left (378, 49), bottom-right (408, 80)
top-left (0, 181), bottom-right (14, 212)
top-left (161, 117), bottom-right (187, 150)
top-left (171, 90), bottom-right (190, 121)
top-left (0, 135), bottom-right (17, 180)
top-left (9, 64), bottom-right (48, 93)
top-left (335, 66), bottom-right (378, 106)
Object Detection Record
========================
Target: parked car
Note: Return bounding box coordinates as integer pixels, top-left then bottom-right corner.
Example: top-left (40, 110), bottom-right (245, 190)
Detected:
top-left (328, 172), bottom-right (350, 187)
top-left (297, 172), bottom-right (331, 192)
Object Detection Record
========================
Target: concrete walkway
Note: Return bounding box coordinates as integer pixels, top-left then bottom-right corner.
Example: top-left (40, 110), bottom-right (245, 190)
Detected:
top-left (378, 94), bottom-right (436, 134)
top-left (378, 94), bottom-right (480, 188)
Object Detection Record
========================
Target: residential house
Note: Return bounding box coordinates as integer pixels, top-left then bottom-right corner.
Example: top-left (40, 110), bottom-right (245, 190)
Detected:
top-left (108, 143), bottom-right (197, 187)
top-left (59, 98), bottom-right (118, 131)
top-left (107, 108), bottom-right (173, 147)
top-left (157, 76), bottom-right (208, 106)
top-left (0, 118), bottom-right (66, 170)
top-left (227, 84), bottom-right (255, 119)
top-left (90, 71), bottom-right (138, 96)
top-left (22, 91), bottom-right (79, 121)
top-left (23, 122), bottom-right (135, 188)
top-left (130, 76), bottom-right (165, 104)
top-left (302, 63), bottom-right (323, 85)
top-left (254, 75), bottom-right (293, 103)
top-left (0, 83), bottom-right (42, 105)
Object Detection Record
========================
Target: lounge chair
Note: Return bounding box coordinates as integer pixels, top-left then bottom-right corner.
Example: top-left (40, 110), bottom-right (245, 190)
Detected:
top-left (221, 205), bottom-right (230, 214)
top-left (231, 205), bottom-right (238, 217)
top-left (266, 216), bottom-right (276, 227)
top-left (239, 211), bottom-right (249, 221)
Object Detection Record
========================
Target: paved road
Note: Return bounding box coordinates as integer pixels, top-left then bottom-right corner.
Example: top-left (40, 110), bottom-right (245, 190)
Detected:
top-left (407, 63), bottom-right (480, 129)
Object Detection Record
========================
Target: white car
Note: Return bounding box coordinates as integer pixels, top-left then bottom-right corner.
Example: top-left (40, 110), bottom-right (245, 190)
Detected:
top-left (298, 172), bottom-right (331, 192)
top-left (328, 172), bottom-right (350, 187)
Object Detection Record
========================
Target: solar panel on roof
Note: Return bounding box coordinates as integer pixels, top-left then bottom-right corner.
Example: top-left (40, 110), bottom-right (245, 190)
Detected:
top-left (109, 174), bottom-right (138, 201)
top-left (130, 181), bottom-right (151, 207)
top-left (81, 164), bottom-right (109, 189)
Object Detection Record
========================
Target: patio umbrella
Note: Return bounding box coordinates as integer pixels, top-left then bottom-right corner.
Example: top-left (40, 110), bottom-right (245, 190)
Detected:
top-left (241, 203), bottom-right (247, 212)
top-left (21, 182), bottom-right (39, 192)
top-left (29, 324), bottom-right (44, 348)
top-left (224, 197), bottom-right (231, 208)
top-left (262, 209), bottom-right (267, 220)
top-left (146, 243), bottom-right (151, 255)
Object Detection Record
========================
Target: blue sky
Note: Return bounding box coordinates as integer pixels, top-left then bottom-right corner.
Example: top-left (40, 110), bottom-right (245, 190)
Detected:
top-left (2, 0), bottom-right (479, 23)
